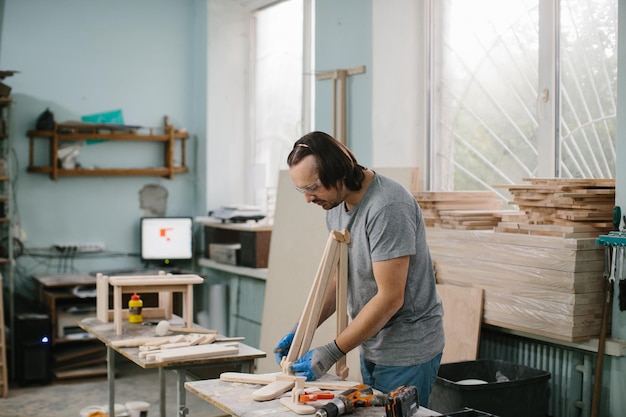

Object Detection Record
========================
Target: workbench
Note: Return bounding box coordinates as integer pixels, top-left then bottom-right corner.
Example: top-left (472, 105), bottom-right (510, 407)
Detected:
top-left (78, 317), bottom-right (266, 417)
top-left (184, 378), bottom-right (443, 417)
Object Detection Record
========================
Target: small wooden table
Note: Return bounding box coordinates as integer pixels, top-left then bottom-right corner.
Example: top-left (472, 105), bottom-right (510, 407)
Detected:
top-left (78, 317), bottom-right (266, 417)
top-left (185, 378), bottom-right (442, 417)
top-left (96, 272), bottom-right (204, 335)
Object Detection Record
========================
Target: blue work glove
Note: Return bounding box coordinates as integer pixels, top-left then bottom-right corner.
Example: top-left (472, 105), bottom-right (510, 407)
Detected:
top-left (274, 323), bottom-right (298, 364)
top-left (290, 340), bottom-right (345, 381)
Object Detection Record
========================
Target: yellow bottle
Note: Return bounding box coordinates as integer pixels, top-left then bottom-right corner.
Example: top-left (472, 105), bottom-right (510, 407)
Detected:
top-left (128, 292), bottom-right (143, 323)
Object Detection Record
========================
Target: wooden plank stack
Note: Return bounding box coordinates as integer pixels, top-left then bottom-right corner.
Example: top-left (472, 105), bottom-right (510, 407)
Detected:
top-left (414, 178), bottom-right (615, 341)
top-left (427, 227), bottom-right (605, 341)
top-left (437, 210), bottom-right (525, 230)
top-left (494, 178), bottom-right (616, 238)
top-left (413, 191), bottom-right (504, 228)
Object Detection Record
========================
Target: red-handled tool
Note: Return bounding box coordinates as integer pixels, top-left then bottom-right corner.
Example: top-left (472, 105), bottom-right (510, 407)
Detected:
top-left (299, 392), bottom-right (335, 403)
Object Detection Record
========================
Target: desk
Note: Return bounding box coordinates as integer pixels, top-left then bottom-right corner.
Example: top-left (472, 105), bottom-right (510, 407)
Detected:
top-left (78, 317), bottom-right (266, 417)
top-left (185, 379), bottom-right (442, 417)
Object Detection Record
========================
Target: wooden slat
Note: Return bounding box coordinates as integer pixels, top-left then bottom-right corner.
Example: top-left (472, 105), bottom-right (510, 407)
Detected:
top-left (437, 284), bottom-right (483, 364)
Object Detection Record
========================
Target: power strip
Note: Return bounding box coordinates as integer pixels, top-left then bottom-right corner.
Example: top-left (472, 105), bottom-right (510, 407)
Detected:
top-left (53, 243), bottom-right (106, 253)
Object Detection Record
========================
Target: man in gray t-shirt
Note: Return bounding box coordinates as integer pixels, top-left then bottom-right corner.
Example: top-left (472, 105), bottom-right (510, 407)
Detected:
top-left (275, 131), bottom-right (444, 407)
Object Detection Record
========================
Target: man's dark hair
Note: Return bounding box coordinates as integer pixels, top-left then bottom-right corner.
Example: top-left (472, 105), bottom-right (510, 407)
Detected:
top-left (287, 131), bottom-right (366, 191)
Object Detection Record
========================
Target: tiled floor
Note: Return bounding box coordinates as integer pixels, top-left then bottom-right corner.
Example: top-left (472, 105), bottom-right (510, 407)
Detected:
top-left (1, 359), bottom-right (227, 417)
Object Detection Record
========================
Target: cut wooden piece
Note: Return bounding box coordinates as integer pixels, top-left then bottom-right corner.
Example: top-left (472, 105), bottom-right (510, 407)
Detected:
top-left (144, 335), bottom-right (185, 346)
top-left (111, 336), bottom-right (172, 348)
top-left (281, 376), bottom-right (315, 414)
top-left (286, 233), bottom-right (338, 366)
top-left (285, 229), bottom-right (351, 372)
top-left (335, 235), bottom-right (349, 380)
top-left (296, 239), bottom-right (340, 359)
top-left (253, 379), bottom-right (295, 401)
top-left (160, 341), bottom-right (193, 349)
top-left (105, 308), bottom-right (168, 321)
top-left (220, 371), bottom-right (282, 384)
top-left (436, 284), bottom-right (483, 364)
top-left (216, 336), bottom-right (245, 342)
top-left (189, 334), bottom-right (212, 345)
top-left (220, 372), bottom-right (360, 390)
top-left (280, 397), bottom-right (316, 415)
top-left (96, 274), bottom-right (109, 323)
top-left (169, 327), bottom-right (218, 334)
top-left (154, 343), bottom-right (238, 362)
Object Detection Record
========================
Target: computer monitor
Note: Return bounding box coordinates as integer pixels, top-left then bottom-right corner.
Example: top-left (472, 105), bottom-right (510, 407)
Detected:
top-left (140, 217), bottom-right (193, 267)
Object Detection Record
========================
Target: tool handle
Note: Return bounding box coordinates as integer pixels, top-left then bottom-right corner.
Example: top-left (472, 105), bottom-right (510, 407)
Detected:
top-left (299, 392), bottom-right (335, 403)
top-left (613, 206), bottom-right (622, 231)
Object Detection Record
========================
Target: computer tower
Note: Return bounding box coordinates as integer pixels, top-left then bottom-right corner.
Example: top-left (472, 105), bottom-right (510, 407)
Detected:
top-left (15, 313), bottom-right (51, 385)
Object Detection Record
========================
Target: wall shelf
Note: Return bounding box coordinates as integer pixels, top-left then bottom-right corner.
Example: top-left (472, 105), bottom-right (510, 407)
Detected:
top-left (27, 115), bottom-right (189, 180)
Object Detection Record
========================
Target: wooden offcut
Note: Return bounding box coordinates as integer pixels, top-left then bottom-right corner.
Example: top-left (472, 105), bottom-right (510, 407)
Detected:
top-left (437, 284), bottom-right (483, 364)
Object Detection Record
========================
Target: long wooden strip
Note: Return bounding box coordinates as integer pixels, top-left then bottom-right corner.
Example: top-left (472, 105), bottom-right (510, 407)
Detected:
top-left (169, 327), bottom-right (218, 334)
top-left (108, 274), bottom-right (203, 285)
top-left (297, 240), bottom-right (340, 359)
top-left (111, 336), bottom-right (172, 347)
top-left (335, 232), bottom-right (349, 380)
top-left (220, 372), bottom-right (361, 390)
top-left (154, 344), bottom-right (238, 361)
top-left (96, 274), bottom-right (109, 323)
top-left (286, 232), bottom-right (337, 364)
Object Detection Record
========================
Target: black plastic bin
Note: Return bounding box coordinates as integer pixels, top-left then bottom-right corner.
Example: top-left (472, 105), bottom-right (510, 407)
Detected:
top-left (429, 359), bottom-right (550, 417)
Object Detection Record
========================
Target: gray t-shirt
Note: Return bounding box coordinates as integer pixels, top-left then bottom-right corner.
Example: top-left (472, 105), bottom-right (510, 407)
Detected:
top-left (326, 172), bottom-right (444, 366)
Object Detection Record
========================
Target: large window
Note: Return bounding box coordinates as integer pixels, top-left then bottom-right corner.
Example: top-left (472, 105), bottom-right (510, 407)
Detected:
top-left (431, 0), bottom-right (617, 197)
top-left (251, 0), bottom-right (309, 219)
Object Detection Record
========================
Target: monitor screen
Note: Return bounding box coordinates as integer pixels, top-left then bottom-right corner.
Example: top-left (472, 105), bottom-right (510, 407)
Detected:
top-left (140, 217), bottom-right (193, 266)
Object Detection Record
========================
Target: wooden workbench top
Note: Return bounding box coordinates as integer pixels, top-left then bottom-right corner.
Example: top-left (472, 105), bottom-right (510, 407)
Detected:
top-left (78, 317), bottom-right (266, 369)
top-left (185, 378), bottom-right (442, 417)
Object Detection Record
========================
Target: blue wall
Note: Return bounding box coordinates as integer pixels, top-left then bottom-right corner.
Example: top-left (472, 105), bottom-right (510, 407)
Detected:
top-left (315, 0), bottom-right (373, 165)
top-left (0, 0), bottom-right (206, 296)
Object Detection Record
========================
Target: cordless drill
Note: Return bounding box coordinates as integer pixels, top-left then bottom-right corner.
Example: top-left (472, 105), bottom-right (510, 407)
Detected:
top-left (314, 384), bottom-right (387, 417)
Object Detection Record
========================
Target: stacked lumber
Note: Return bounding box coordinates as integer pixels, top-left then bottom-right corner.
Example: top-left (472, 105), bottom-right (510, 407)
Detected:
top-left (495, 178), bottom-right (616, 238)
top-left (437, 210), bottom-right (525, 230)
top-left (413, 191), bottom-right (504, 228)
top-left (427, 227), bottom-right (605, 341)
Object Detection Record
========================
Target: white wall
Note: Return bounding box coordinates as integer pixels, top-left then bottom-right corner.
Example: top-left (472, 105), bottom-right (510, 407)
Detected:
top-left (372, 0), bottom-right (428, 189)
